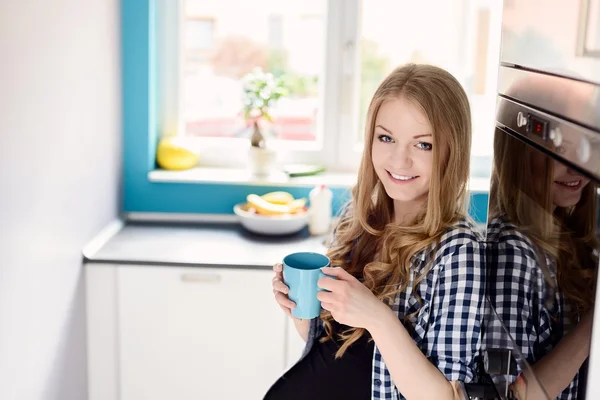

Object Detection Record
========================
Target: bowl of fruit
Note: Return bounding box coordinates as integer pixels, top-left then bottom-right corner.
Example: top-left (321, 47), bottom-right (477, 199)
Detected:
top-left (234, 191), bottom-right (309, 236)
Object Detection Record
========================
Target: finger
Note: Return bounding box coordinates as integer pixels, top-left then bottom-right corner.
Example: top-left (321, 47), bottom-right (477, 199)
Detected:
top-left (272, 280), bottom-right (289, 294)
top-left (321, 266), bottom-right (353, 281)
top-left (317, 291), bottom-right (334, 304)
top-left (279, 305), bottom-right (303, 321)
top-left (272, 271), bottom-right (284, 282)
top-left (283, 306), bottom-right (300, 320)
top-left (278, 304), bottom-right (293, 316)
top-left (275, 292), bottom-right (296, 309)
top-left (273, 263), bottom-right (283, 272)
top-left (317, 276), bottom-right (343, 292)
top-left (321, 302), bottom-right (334, 312)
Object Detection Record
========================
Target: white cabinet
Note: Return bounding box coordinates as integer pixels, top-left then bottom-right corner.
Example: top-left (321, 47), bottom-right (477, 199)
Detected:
top-left (86, 263), bottom-right (301, 400)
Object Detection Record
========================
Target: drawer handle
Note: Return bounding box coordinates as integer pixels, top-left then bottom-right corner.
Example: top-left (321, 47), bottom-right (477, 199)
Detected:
top-left (180, 272), bottom-right (222, 284)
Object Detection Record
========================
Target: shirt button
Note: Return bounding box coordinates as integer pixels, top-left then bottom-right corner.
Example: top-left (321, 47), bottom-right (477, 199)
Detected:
top-left (374, 379), bottom-right (382, 386)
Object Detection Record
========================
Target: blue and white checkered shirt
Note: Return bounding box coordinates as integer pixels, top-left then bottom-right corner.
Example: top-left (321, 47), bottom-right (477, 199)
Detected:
top-left (302, 218), bottom-right (485, 400)
top-left (485, 216), bottom-right (578, 400)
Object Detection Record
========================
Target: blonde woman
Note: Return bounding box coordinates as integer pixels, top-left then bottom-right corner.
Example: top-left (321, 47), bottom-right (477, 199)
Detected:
top-left (486, 75), bottom-right (598, 400)
top-left (266, 64), bottom-right (485, 400)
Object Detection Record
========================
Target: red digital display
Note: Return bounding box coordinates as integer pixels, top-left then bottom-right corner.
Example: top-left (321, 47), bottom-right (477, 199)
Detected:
top-left (528, 115), bottom-right (547, 138)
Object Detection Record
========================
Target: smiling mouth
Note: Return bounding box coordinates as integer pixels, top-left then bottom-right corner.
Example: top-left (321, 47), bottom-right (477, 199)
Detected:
top-left (387, 170), bottom-right (418, 182)
top-left (555, 180), bottom-right (582, 190)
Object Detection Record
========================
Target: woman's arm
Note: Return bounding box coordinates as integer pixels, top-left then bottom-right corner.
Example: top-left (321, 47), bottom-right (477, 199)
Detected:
top-left (368, 240), bottom-right (484, 400)
top-left (293, 318), bottom-right (311, 342)
top-left (317, 237), bottom-right (483, 399)
top-left (512, 311), bottom-right (593, 400)
top-left (488, 240), bottom-right (591, 400)
top-left (369, 307), bottom-right (461, 400)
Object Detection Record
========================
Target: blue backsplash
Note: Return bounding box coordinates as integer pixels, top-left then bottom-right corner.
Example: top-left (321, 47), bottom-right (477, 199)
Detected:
top-left (124, 180), bottom-right (488, 224)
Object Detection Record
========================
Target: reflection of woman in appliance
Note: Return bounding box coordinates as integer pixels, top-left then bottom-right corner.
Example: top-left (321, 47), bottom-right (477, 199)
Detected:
top-left (486, 76), bottom-right (598, 400)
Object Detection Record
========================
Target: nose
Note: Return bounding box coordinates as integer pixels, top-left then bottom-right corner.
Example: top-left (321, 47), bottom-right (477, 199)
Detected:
top-left (390, 145), bottom-right (413, 169)
top-left (566, 167), bottom-right (581, 177)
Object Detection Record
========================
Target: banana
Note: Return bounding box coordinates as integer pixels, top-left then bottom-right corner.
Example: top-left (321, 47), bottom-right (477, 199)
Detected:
top-left (261, 191), bottom-right (295, 205)
top-left (247, 194), bottom-right (291, 216)
top-left (288, 198), bottom-right (307, 213)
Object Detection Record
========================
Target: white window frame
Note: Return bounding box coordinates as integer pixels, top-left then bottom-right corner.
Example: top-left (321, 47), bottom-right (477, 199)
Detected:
top-left (156, 0), bottom-right (503, 177)
top-left (157, 0), bottom-right (363, 173)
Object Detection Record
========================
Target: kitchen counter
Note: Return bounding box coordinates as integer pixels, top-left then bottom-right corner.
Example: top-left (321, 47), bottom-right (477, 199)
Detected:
top-left (83, 220), bottom-right (329, 269)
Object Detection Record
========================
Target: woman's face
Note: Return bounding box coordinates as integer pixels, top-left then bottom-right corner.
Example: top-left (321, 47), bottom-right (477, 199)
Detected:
top-left (552, 146), bottom-right (591, 208)
top-left (371, 97), bottom-right (434, 214)
top-left (550, 86), bottom-right (597, 208)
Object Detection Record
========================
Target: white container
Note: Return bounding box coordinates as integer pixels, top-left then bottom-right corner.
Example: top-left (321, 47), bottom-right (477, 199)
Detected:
top-left (248, 147), bottom-right (276, 177)
top-left (308, 184), bottom-right (333, 236)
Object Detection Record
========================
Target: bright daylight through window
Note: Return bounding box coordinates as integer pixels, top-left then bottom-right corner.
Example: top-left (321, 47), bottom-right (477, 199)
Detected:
top-left (159, 0), bottom-right (502, 180)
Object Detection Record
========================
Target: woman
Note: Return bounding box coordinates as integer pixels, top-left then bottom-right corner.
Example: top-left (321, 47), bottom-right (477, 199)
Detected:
top-left (486, 74), bottom-right (598, 399)
top-left (267, 63), bottom-right (485, 400)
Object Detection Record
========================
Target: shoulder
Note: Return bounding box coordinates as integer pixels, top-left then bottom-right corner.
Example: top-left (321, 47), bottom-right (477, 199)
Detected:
top-left (412, 219), bottom-right (485, 286)
top-left (422, 221), bottom-right (485, 315)
top-left (486, 215), bottom-right (540, 263)
top-left (486, 216), bottom-right (551, 292)
top-left (431, 218), bottom-right (484, 265)
top-left (441, 218), bottom-right (483, 245)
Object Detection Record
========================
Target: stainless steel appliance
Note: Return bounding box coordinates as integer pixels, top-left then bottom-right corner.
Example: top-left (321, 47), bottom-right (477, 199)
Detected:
top-left (478, 1), bottom-right (600, 399)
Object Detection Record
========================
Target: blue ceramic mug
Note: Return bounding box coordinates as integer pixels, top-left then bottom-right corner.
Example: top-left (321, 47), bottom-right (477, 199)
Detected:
top-left (283, 252), bottom-right (331, 319)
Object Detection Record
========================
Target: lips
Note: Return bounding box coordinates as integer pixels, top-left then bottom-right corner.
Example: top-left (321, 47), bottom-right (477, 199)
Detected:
top-left (554, 179), bottom-right (582, 191)
top-left (387, 170), bottom-right (418, 183)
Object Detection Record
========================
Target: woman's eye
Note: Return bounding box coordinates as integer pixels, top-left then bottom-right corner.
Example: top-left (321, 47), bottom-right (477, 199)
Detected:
top-left (416, 142), bottom-right (433, 151)
top-left (377, 134), bottom-right (393, 143)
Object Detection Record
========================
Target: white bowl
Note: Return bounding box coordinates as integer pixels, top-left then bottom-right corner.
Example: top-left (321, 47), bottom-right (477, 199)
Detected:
top-left (233, 203), bottom-right (309, 236)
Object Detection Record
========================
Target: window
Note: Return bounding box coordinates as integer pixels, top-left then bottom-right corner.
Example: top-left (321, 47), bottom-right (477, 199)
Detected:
top-left (185, 18), bottom-right (214, 53)
top-left (158, 0), bottom-right (502, 177)
top-left (353, 0), bottom-right (502, 179)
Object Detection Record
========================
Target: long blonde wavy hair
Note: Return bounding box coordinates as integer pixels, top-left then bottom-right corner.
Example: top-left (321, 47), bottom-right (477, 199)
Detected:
top-left (489, 130), bottom-right (598, 319)
top-left (322, 64), bottom-right (473, 357)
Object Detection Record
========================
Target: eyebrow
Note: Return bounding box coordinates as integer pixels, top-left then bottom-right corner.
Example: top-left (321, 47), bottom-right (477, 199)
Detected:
top-left (375, 124), bottom-right (432, 139)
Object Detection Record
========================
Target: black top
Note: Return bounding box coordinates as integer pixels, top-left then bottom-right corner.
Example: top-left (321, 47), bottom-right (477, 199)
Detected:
top-left (264, 320), bottom-right (375, 400)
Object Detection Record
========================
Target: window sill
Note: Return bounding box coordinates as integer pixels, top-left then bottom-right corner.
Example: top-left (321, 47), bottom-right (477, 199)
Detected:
top-left (148, 167), bottom-right (491, 192)
top-left (469, 178), bottom-right (492, 193)
top-left (148, 167), bottom-right (357, 188)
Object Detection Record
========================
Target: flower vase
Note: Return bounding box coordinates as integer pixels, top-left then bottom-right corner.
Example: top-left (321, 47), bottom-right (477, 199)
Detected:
top-left (248, 146), bottom-right (276, 177)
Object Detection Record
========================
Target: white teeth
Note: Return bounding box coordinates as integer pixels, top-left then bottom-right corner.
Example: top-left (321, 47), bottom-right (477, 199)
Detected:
top-left (389, 172), bottom-right (416, 180)
top-left (557, 180), bottom-right (580, 187)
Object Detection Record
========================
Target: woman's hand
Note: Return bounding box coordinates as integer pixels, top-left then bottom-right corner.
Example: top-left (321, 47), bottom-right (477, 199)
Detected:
top-left (317, 266), bottom-right (389, 330)
top-left (272, 263), bottom-right (298, 319)
top-left (272, 263), bottom-right (310, 341)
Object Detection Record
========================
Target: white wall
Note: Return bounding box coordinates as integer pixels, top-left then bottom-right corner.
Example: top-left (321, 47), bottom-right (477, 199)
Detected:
top-left (0, 1), bottom-right (121, 399)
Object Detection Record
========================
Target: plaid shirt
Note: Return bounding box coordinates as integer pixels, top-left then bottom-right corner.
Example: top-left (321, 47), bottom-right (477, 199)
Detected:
top-left (303, 218), bottom-right (485, 400)
top-left (485, 216), bottom-right (578, 400)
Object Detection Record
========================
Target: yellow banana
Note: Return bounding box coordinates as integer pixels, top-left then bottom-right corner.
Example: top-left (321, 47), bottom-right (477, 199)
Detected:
top-left (247, 194), bottom-right (290, 215)
top-left (261, 191), bottom-right (295, 205)
top-left (288, 198), bottom-right (307, 213)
